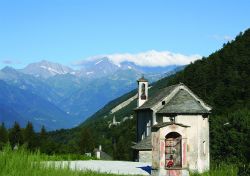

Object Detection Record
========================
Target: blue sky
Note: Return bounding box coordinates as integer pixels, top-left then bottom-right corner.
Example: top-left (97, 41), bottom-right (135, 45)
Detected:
top-left (0, 0), bottom-right (249, 68)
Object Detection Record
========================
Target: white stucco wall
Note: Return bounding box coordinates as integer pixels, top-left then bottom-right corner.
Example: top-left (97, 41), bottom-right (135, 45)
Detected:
top-left (175, 115), bottom-right (209, 172)
top-left (197, 116), bottom-right (210, 172)
top-left (139, 151), bottom-right (152, 163)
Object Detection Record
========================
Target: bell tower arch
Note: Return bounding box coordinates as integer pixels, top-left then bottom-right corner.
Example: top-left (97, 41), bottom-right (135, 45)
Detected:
top-left (137, 76), bottom-right (148, 107)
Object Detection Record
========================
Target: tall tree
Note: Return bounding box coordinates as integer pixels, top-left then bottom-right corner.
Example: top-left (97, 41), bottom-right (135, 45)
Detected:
top-left (0, 123), bottom-right (8, 148)
top-left (78, 128), bottom-right (95, 154)
top-left (40, 125), bottom-right (47, 140)
top-left (9, 122), bottom-right (23, 148)
top-left (23, 122), bottom-right (37, 150)
top-left (39, 125), bottom-right (48, 153)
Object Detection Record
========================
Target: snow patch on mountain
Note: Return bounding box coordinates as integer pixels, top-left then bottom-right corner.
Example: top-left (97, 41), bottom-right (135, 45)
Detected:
top-left (95, 60), bottom-right (103, 65)
top-left (21, 60), bottom-right (73, 78)
top-left (86, 71), bottom-right (94, 75)
top-left (40, 65), bottom-right (64, 74)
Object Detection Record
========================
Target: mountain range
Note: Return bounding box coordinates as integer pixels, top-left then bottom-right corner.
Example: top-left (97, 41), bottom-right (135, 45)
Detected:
top-left (0, 58), bottom-right (183, 130)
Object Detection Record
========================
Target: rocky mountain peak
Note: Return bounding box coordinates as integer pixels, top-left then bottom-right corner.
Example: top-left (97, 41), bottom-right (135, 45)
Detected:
top-left (21, 60), bottom-right (73, 78)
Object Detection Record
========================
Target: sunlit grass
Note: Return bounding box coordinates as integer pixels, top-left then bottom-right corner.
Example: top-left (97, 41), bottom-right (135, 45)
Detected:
top-left (190, 164), bottom-right (238, 176)
top-left (0, 144), bottom-right (135, 176)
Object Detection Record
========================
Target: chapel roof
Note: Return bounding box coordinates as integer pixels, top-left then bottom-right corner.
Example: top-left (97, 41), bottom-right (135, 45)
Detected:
top-left (157, 89), bottom-right (210, 114)
top-left (132, 135), bottom-right (151, 150)
top-left (136, 83), bottom-right (211, 114)
top-left (136, 84), bottom-right (179, 110)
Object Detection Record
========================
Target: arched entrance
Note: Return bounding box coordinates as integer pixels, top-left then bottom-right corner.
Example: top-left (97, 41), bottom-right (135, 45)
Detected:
top-left (165, 132), bottom-right (182, 168)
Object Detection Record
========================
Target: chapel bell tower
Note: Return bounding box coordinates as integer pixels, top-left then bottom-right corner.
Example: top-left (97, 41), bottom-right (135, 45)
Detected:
top-left (137, 76), bottom-right (148, 107)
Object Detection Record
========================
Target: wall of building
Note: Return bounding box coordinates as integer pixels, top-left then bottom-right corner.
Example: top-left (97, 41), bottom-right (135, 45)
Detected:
top-left (152, 124), bottom-right (189, 176)
top-left (175, 115), bottom-right (209, 172)
top-left (152, 131), bottom-right (160, 168)
top-left (197, 116), bottom-right (210, 172)
top-left (176, 115), bottom-right (199, 171)
top-left (136, 110), bottom-right (153, 142)
top-left (152, 115), bottom-right (209, 174)
top-left (139, 151), bottom-right (152, 163)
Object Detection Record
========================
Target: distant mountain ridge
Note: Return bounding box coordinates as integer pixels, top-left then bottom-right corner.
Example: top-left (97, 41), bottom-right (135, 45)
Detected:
top-left (0, 58), bottom-right (183, 130)
top-left (19, 58), bottom-right (181, 80)
top-left (20, 60), bottom-right (74, 78)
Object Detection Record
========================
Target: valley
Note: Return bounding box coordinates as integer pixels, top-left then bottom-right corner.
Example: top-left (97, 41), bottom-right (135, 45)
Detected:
top-left (0, 58), bottom-right (182, 130)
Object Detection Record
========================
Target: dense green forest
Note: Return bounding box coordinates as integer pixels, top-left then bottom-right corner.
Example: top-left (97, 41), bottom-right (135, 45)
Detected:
top-left (1, 29), bottom-right (250, 168)
top-left (0, 122), bottom-right (45, 151)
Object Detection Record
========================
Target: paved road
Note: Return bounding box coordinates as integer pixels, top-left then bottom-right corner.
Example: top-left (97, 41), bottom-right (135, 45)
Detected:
top-left (54, 160), bottom-right (151, 175)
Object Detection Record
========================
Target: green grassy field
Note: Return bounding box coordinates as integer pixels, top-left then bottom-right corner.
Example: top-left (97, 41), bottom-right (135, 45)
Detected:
top-left (0, 145), bottom-right (134, 176)
top-left (190, 164), bottom-right (238, 176)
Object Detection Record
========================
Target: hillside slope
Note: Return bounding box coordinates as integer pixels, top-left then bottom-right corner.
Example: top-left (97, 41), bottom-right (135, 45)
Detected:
top-left (49, 29), bottom-right (250, 163)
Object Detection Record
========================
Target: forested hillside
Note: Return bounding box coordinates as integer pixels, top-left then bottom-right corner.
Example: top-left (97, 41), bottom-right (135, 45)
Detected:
top-left (45, 29), bottom-right (250, 164)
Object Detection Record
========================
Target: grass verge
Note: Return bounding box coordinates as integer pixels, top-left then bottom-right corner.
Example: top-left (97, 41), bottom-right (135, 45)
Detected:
top-left (0, 145), bottom-right (137, 176)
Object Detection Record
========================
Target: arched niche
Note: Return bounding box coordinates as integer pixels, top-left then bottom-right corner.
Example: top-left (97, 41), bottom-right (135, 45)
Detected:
top-left (141, 83), bottom-right (147, 100)
top-left (165, 132), bottom-right (182, 168)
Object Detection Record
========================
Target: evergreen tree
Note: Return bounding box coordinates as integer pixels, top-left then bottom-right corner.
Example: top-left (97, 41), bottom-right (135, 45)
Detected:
top-left (78, 128), bottom-right (95, 154)
top-left (23, 122), bottom-right (37, 150)
top-left (0, 123), bottom-right (8, 148)
top-left (40, 125), bottom-right (47, 140)
top-left (9, 122), bottom-right (23, 148)
top-left (115, 136), bottom-right (126, 160)
top-left (39, 125), bottom-right (48, 153)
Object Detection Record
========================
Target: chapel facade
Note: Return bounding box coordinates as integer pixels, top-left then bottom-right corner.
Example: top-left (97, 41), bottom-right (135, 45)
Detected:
top-left (132, 77), bottom-right (211, 176)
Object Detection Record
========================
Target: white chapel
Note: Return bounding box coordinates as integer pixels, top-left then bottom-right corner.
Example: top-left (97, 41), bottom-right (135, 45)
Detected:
top-left (132, 77), bottom-right (211, 176)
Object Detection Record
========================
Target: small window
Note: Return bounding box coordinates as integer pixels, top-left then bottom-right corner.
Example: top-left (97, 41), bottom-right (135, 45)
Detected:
top-left (146, 120), bottom-right (151, 136)
top-left (141, 132), bottom-right (145, 140)
top-left (169, 117), bottom-right (175, 123)
top-left (203, 140), bottom-right (206, 155)
top-left (162, 101), bottom-right (165, 105)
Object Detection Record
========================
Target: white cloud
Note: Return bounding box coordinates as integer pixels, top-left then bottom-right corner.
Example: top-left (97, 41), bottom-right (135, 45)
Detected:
top-left (77, 50), bottom-right (201, 67)
top-left (211, 34), bottom-right (234, 42)
top-left (223, 35), bottom-right (234, 41)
